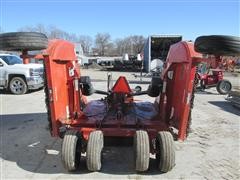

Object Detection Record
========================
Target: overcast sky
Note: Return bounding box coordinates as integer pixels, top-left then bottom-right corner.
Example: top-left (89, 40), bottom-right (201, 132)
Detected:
top-left (0, 0), bottom-right (239, 40)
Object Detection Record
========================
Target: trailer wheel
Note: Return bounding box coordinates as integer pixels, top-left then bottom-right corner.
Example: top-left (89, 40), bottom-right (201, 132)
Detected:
top-left (194, 35), bottom-right (240, 56)
top-left (61, 130), bottom-right (82, 171)
top-left (134, 130), bottom-right (150, 172)
top-left (0, 32), bottom-right (48, 51)
top-left (86, 130), bottom-right (103, 171)
top-left (216, 80), bottom-right (232, 95)
top-left (156, 131), bottom-right (175, 173)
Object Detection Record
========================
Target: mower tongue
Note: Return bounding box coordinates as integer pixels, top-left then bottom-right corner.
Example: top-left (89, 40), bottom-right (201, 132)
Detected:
top-left (111, 76), bottom-right (132, 94)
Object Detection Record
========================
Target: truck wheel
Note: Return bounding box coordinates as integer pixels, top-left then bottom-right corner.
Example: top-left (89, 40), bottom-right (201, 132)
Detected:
top-left (194, 35), bottom-right (240, 56)
top-left (9, 77), bottom-right (28, 95)
top-left (216, 80), bottom-right (232, 95)
top-left (61, 130), bottom-right (82, 171)
top-left (156, 131), bottom-right (175, 173)
top-left (86, 130), bottom-right (103, 171)
top-left (134, 130), bottom-right (150, 172)
top-left (0, 32), bottom-right (48, 51)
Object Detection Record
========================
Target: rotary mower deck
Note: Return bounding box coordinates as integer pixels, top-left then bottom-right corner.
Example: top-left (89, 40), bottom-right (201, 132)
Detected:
top-left (0, 32), bottom-right (239, 173)
top-left (41, 39), bottom-right (200, 172)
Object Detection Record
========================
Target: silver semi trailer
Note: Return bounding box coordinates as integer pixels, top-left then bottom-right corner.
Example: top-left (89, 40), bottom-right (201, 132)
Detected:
top-left (143, 35), bottom-right (182, 72)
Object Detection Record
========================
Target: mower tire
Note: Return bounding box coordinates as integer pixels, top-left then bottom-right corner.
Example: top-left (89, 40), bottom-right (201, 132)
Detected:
top-left (156, 131), bottom-right (175, 173)
top-left (194, 35), bottom-right (240, 56)
top-left (134, 130), bottom-right (150, 172)
top-left (86, 130), bottom-right (104, 171)
top-left (0, 32), bottom-right (48, 51)
top-left (216, 80), bottom-right (232, 95)
top-left (61, 130), bottom-right (82, 171)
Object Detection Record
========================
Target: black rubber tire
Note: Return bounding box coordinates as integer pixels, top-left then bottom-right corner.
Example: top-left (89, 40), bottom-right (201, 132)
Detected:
top-left (86, 130), bottom-right (104, 171)
top-left (61, 130), bottom-right (82, 171)
top-left (134, 130), bottom-right (150, 172)
top-left (0, 32), bottom-right (48, 51)
top-left (194, 35), bottom-right (240, 56)
top-left (9, 77), bottom-right (28, 95)
top-left (200, 79), bottom-right (206, 89)
top-left (147, 85), bottom-right (161, 97)
top-left (216, 80), bottom-right (232, 95)
top-left (156, 131), bottom-right (175, 173)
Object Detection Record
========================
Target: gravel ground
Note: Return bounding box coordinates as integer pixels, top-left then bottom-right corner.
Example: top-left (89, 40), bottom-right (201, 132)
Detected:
top-left (0, 70), bottom-right (239, 179)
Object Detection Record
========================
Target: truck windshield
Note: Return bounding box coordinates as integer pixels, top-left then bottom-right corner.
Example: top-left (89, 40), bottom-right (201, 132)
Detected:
top-left (0, 55), bottom-right (23, 65)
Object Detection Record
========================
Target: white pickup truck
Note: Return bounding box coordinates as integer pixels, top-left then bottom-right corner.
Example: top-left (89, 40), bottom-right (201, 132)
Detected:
top-left (0, 54), bottom-right (44, 94)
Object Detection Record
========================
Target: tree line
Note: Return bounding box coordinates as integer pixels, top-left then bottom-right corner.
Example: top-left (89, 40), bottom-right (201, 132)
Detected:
top-left (17, 24), bottom-right (146, 56)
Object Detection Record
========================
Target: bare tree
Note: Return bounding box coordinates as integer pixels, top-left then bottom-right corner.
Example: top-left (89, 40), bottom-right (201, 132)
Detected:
top-left (48, 25), bottom-right (78, 41)
top-left (130, 35), bottom-right (145, 54)
top-left (95, 33), bottom-right (111, 56)
top-left (106, 42), bottom-right (117, 56)
top-left (115, 38), bottom-right (128, 55)
top-left (18, 24), bottom-right (145, 56)
top-left (34, 24), bottom-right (47, 34)
top-left (19, 24), bottom-right (47, 34)
top-left (78, 35), bottom-right (92, 55)
top-left (114, 35), bottom-right (145, 56)
top-left (19, 24), bottom-right (78, 42)
top-left (19, 25), bottom-right (35, 32)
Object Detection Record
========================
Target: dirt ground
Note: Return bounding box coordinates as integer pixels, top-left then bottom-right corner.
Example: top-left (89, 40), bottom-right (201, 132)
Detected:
top-left (0, 69), bottom-right (239, 179)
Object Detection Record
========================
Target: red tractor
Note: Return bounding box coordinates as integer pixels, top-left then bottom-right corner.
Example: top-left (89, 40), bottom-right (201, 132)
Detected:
top-left (194, 36), bottom-right (239, 94)
top-left (197, 66), bottom-right (232, 94)
top-left (0, 32), bottom-right (239, 173)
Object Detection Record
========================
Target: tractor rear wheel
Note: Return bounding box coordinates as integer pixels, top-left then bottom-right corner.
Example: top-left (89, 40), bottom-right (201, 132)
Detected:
top-left (156, 131), bottom-right (175, 173)
top-left (0, 32), bottom-right (48, 51)
top-left (86, 130), bottom-right (104, 171)
top-left (134, 130), bottom-right (150, 172)
top-left (61, 130), bottom-right (82, 171)
top-left (216, 80), bottom-right (232, 95)
top-left (194, 35), bottom-right (240, 56)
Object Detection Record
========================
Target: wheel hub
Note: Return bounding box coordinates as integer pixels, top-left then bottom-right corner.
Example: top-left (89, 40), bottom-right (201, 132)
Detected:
top-left (220, 82), bottom-right (230, 92)
top-left (11, 80), bottom-right (23, 93)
